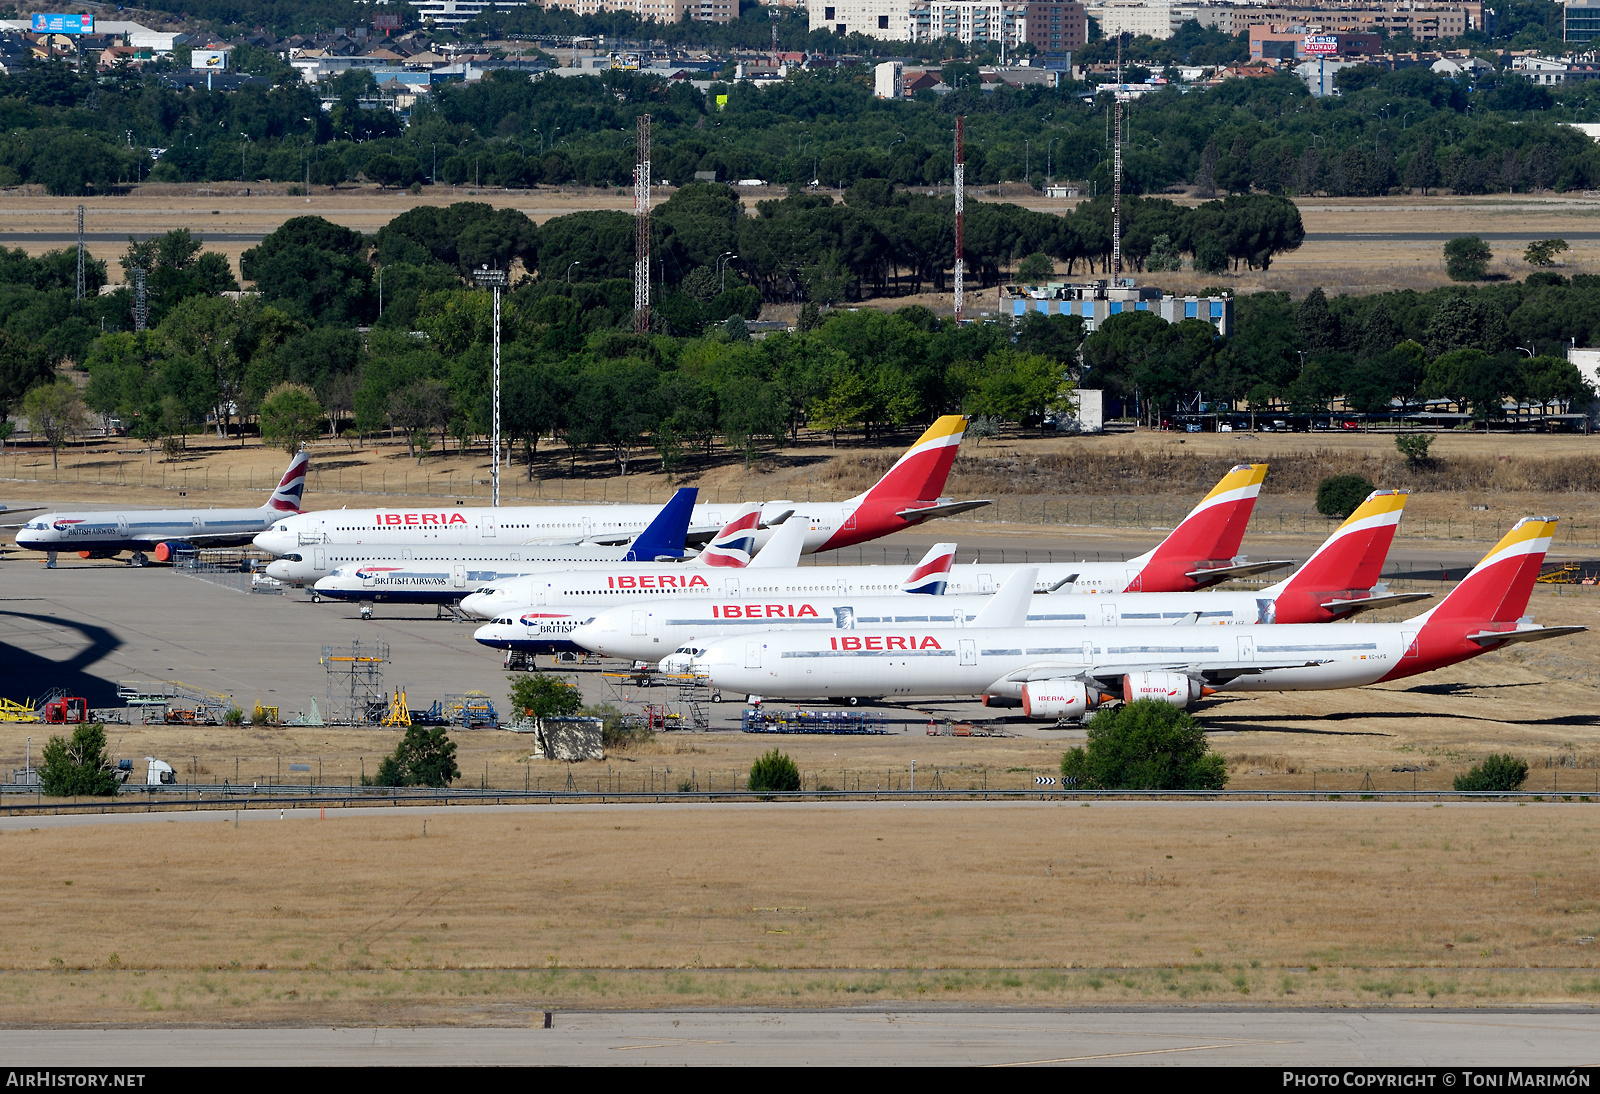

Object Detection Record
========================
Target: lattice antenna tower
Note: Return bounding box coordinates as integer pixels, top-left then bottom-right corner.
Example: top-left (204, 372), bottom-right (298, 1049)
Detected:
top-left (75, 205), bottom-right (85, 301)
top-left (770, 8), bottom-right (779, 57)
top-left (132, 269), bottom-right (147, 331)
top-left (953, 115), bottom-right (965, 324)
top-left (1113, 35), bottom-right (1123, 279)
top-left (634, 113), bottom-right (652, 334)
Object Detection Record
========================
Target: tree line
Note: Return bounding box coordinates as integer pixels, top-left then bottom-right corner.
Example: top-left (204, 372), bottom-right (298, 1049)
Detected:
top-left (10, 43), bottom-right (1600, 200)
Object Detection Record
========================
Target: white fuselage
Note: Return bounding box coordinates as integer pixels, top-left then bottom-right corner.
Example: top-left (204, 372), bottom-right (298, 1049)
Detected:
top-left (269, 541), bottom-right (668, 586)
top-left (254, 502), bottom-right (850, 562)
top-left (16, 506), bottom-right (279, 554)
top-left (460, 559), bottom-right (1182, 620)
top-left (572, 589), bottom-right (1279, 663)
top-left (691, 620), bottom-right (1420, 700)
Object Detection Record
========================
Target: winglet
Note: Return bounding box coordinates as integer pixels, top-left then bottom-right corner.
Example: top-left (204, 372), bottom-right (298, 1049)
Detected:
top-left (901, 542), bottom-right (957, 595)
top-left (747, 516), bottom-right (809, 569)
top-left (623, 487), bottom-right (698, 561)
top-left (972, 568), bottom-right (1037, 629)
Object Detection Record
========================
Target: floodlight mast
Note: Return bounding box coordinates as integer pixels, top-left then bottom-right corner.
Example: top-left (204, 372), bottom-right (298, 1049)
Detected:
top-left (954, 115), bottom-right (965, 323)
top-left (473, 266), bottom-right (509, 506)
top-left (634, 113), bottom-right (652, 334)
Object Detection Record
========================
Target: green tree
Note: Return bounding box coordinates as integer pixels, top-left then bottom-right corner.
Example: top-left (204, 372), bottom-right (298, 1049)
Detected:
top-left (1016, 252), bottom-right (1053, 281)
top-left (1523, 239), bottom-right (1568, 268)
top-left (365, 726), bottom-right (460, 788)
top-left (1444, 236), bottom-right (1492, 281)
top-left (258, 382), bottom-right (324, 452)
top-left (21, 378), bottom-right (86, 470)
top-left (1315, 474), bottom-right (1375, 519)
top-left (1453, 753), bottom-right (1529, 793)
top-left (1395, 432), bottom-right (1435, 465)
top-left (0, 330), bottom-right (55, 421)
top-left (1059, 700), bottom-right (1226, 791)
top-left (749, 748), bottom-right (802, 793)
top-left (39, 723), bottom-right (121, 797)
top-left (507, 673), bottom-right (583, 720)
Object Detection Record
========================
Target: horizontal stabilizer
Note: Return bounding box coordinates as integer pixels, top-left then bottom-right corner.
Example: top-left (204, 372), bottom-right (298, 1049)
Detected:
top-left (1186, 560), bottom-right (1297, 583)
top-left (1322, 591), bottom-right (1433, 616)
top-left (1465, 624), bottom-right (1588, 648)
top-left (1001, 658), bottom-right (1323, 685)
top-left (585, 532), bottom-right (635, 546)
top-left (1044, 575), bottom-right (1079, 593)
top-left (762, 509), bottom-right (796, 528)
top-left (894, 499), bottom-right (993, 523)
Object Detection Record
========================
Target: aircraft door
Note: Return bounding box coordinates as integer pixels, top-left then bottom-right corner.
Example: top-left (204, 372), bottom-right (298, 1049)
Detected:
top-left (959, 638), bottom-right (977, 667)
top-left (1101, 602), bottom-right (1119, 627)
top-left (483, 517), bottom-right (496, 539)
top-left (632, 610), bottom-right (649, 636)
top-left (1082, 640), bottom-right (1095, 664)
top-left (745, 642), bottom-right (762, 669)
top-left (1237, 634), bottom-right (1256, 662)
top-left (1401, 631), bottom-right (1419, 659)
top-left (453, 564), bottom-right (467, 588)
top-left (978, 573), bottom-right (994, 594)
top-left (314, 547), bottom-right (326, 571)
top-left (724, 577), bottom-right (740, 597)
top-left (116, 516), bottom-right (129, 538)
top-left (581, 518), bottom-right (594, 540)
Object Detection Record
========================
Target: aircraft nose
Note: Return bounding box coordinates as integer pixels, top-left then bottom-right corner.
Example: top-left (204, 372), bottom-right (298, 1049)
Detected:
top-left (264, 560), bottom-right (291, 580)
top-left (459, 593), bottom-right (488, 618)
top-left (472, 623), bottom-right (506, 648)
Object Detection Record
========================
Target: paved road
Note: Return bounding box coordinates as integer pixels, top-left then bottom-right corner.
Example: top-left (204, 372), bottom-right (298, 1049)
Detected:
top-left (0, 232), bottom-right (266, 244)
top-left (1305, 232), bottom-right (1600, 242)
top-left (3, 1009), bottom-right (1598, 1065)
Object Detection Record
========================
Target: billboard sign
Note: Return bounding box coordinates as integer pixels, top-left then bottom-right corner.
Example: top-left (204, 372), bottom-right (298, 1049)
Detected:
top-left (191, 49), bottom-right (230, 70)
top-left (1303, 35), bottom-right (1340, 56)
top-left (32, 13), bottom-right (94, 33)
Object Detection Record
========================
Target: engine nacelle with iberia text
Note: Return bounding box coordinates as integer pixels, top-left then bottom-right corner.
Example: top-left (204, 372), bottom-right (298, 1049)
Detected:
top-left (1122, 671), bottom-right (1207, 708)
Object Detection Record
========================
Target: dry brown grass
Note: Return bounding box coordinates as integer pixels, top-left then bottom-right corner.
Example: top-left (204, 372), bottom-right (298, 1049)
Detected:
top-left (2, 802), bottom-right (1598, 1023)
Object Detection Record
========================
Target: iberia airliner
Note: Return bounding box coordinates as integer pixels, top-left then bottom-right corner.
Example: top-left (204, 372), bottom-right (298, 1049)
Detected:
top-left (252, 416), bottom-right (986, 567)
top-left (686, 517), bottom-right (1585, 716)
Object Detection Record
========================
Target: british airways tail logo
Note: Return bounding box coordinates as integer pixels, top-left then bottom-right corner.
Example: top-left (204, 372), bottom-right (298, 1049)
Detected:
top-left (355, 566), bottom-right (403, 579)
top-left (52, 519), bottom-right (84, 532)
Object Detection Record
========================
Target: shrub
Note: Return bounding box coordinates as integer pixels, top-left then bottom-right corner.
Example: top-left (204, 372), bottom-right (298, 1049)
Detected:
top-left (1017, 251), bottom-right (1054, 281)
top-left (585, 702), bottom-right (653, 750)
top-left (508, 673), bottom-right (583, 721)
top-left (1060, 700), bottom-right (1227, 790)
top-left (223, 707), bottom-right (245, 726)
top-left (1453, 753), bottom-right (1529, 793)
top-left (1524, 239), bottom-right (1568, 268)
top-left (1444, 236), bottom-right (1492, 281)
top-left (39, 723), bottom-right (121, 797)
top-left (1395, 433), bottom-right (1434, 466)
top-left (749, 748), bottom-right (801, 793)
top-left (364, 726), bottom-right (460, 788)
top-left (1315, 474), bottom-right (1375, 519)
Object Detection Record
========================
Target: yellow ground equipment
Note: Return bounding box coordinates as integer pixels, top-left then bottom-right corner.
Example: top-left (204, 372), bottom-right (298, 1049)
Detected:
top-left (381, 689), bottom-right (412, 727)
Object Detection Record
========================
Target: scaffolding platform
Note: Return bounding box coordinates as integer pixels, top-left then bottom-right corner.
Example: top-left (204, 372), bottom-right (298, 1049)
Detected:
top-left (321, 639), bottom-right (388, 725)
top-left (116, 679), bottom-right (233, 724)
top-left (741, 708), bottom-right (889, 735)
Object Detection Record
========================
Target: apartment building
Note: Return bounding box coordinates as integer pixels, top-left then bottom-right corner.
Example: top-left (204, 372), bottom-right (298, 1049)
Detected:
top-left (1229, 5), bottom-right (1486, 41)
top-left (1023, 1), bottom-right (1087, 51)
top-left (811, 0), bottom-right (916, 39)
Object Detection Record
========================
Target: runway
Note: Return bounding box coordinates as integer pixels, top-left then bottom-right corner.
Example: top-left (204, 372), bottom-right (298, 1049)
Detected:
top-left (4, 1009), bottom-right (1598, 1065)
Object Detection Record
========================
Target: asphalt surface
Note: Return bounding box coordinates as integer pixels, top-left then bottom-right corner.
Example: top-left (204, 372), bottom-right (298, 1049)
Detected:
top-left (3, 1010), bottom-right (1598, 1065)
top-left (1304, 231), bottom-right (1600, 242)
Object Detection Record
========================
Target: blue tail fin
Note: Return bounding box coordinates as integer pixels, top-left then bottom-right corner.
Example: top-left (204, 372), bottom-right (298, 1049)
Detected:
top-left (624, 487), bottom-right (698, 561)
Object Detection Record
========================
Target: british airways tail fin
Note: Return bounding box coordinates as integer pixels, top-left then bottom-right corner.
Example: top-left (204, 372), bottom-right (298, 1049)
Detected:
top-left (698, 504), bottom-right (763, 568)
top-left (624, 487), bottom-right (697, 561)
top-left (264, 450), bottom-right (310, 514)
top-left (901, 542), bottom-right (957, 594)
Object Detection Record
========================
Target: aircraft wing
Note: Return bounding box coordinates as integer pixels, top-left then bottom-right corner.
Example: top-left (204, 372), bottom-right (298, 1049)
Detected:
top-left (1465, 624), bottom-right (1588, 648)
top-left (894, 500), bottom-right (993, 523)
top-left (130, 531), bottom-right (265, 547)
top-left (1322, 591), bottom-right (1433, 617)
top-left (517, 536), bottom-right (589, 547)
top-left (1186, 560), bottom-right (1297, 583)
top-left (583, 532), bottom-right (636, 546)
top-left (1000, 658), bottom-right (1325, 688)
top-left (0, 503), bottom-right (46, 527)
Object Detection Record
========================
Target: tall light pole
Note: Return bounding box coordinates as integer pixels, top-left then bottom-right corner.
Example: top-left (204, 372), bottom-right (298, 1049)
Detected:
top-left (377, 266), bottom-right (387, 318)
top-left (716, 251), bottom-right (735, 291)
top-left (474, 266), bottom-right (508, 506)
top-left (566, 260), bottom-right (579, 284)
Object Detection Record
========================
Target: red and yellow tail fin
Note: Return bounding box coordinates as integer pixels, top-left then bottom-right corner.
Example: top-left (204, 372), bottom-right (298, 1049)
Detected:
top-left (856, 415), bottom-right (968, 505)
top-left (1426, 517), bottom-right (1559, 625)
top-left (1124, 464), bottom-right (1267, 592)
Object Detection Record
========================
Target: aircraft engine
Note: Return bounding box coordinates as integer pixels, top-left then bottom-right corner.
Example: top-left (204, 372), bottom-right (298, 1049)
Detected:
top-left (153, 542), bottom-right (189, 562)
top-left (1122, 671), bottom-right (1205, 708)
top-left (1020, 680), bottom-right (1096, 719)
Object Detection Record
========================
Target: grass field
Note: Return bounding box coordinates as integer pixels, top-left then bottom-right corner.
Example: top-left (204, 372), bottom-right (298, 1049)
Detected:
top-left (1, 802), bottom-right (1596, 1024)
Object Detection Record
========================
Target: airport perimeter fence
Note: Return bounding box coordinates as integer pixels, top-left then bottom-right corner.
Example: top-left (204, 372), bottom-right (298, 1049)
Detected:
top-left (5, 454), bottom-right (1600, 549)
top-left (1, 785), bottom-right (1598, 816)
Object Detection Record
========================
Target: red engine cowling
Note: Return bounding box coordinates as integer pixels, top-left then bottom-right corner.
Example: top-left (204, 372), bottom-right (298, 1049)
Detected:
top-left (1021, 680), bottom-right (1096, 720)
top-left (1122, 671), bottom-right (1204, 708)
